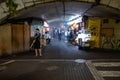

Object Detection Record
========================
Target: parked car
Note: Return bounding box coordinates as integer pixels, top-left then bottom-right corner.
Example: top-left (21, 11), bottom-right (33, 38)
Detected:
top-left (75, 29), bottom-right (91, 49)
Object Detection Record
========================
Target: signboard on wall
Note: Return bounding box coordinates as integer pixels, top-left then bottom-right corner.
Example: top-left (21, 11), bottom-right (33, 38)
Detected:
top-left (34, 25), bottom-right (42, 32)
top-left (31, 25), bottom-right (42, 37)
top-left (31, 19), bottom-right (44, 37)
top-left (102, 28), bottom-right (114, 37)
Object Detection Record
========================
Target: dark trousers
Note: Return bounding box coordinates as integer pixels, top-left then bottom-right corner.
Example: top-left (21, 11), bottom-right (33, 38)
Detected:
top-left (46, 38), bottom-right (51, 44)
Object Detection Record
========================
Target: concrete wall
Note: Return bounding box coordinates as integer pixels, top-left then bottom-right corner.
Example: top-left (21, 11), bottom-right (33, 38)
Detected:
top-left (101, 18), bottom-right (120, 49)
top-left (102, 19), bottom-right (115, 28)
top-left (102, 19), bottom-right (120, 39)
top-left (88, 18), bottom-right (120, 48)
top-left (114, 22), bottom-right (120, 39)
top-left (101, 19), bottom-right (115, 37)
top-left (0, 0), bottom-right (119, 20)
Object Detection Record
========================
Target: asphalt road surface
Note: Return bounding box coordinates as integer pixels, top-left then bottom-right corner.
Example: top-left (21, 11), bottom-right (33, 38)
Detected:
top-left (0, 39), bottom-right (120, 80)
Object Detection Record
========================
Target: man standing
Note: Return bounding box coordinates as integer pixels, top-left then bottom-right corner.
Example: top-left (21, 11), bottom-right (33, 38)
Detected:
top-left (34, 28), bottom-right (42, 56)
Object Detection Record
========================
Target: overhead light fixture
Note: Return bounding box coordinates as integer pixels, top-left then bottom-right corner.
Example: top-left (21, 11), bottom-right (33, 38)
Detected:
top-left (67, 17), bottom-right (82, 25)
top-left (44, 21), bottom-right (49, 27)
top-left (69, 14), bottom-right (80, 21)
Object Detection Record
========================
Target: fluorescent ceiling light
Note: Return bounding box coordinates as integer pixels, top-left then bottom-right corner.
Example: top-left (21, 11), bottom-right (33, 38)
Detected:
top-left (67, 17), bottom-right (82, 25)
top-left (68, 14), bottom-right (80, 21)
top-left (44, 21), bottom-right (49, 27)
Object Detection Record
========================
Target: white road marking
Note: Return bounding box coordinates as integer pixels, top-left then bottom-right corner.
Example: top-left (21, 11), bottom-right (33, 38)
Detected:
top-left (14, 59), bottom-right (75, 62)
top-left (93, 62), bottom-right (120, 67)
top-left (86, 61), bottom-right (104, 80)
top-left (99, 71), bottom-right (120, 77)
top-left (0, 60), bottom-right (15, 66)
top-left (13, 59), bottom-right (85, 63)
top-left (86, 60), bottom-right (120, 80)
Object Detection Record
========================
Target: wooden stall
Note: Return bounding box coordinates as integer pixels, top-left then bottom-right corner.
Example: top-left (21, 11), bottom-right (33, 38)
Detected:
top-left (0, 23), bottom-right (30, 56)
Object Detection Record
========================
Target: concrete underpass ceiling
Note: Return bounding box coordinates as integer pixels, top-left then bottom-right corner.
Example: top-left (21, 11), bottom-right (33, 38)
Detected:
top-left (17, 2), bottom-right (92, 22)
top-left (17, 2), bottom-right (120, 26)
top-left (0, 0), bottom-right (120, 26)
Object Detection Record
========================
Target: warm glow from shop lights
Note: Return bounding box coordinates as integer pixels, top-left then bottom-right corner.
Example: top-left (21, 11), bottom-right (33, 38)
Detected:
top-left (71, 23), bottom-right (79, 29)
top-left (69, 15), bottom-right (80, 21)
top-left (67, 17), bottom-right (82, 25)
top-left (46, 27), bottom-right (50, 31)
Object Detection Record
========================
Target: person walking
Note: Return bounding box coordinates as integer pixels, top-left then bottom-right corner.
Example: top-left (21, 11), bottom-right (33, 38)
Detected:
top-left (45, 31), bottom-right (51, 45)
top-left (58, 28), bottom-right (62, 41)
top-left (34, 28), bottom-right (42, 56)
